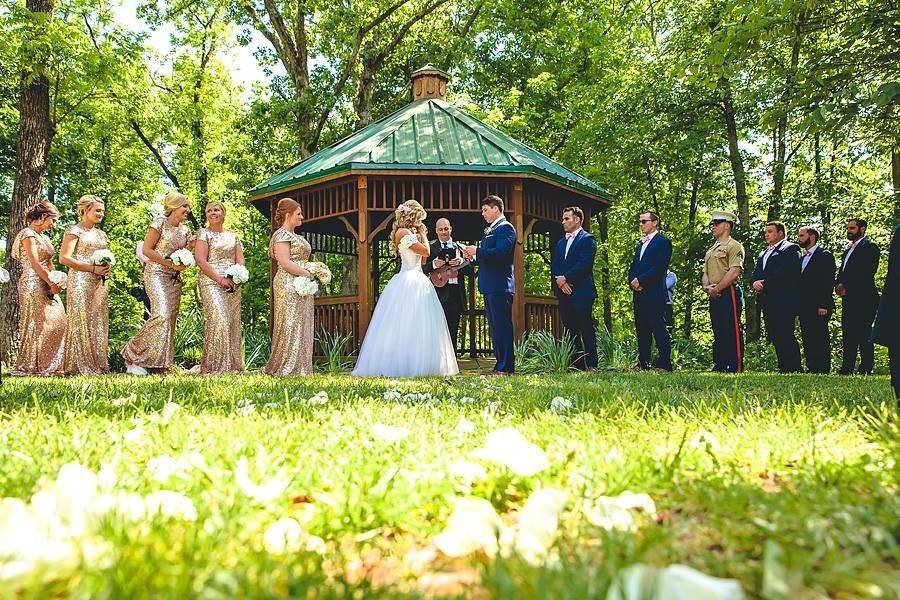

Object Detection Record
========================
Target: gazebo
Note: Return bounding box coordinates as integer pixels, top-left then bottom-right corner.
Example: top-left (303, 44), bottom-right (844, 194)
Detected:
top-left (249, 66), bottom-right (611, 355)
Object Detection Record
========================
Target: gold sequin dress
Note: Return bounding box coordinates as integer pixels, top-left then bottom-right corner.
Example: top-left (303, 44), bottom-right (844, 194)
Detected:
top-left (61, 224), bottom-right (110, 374)
top-left (197, 228), bottom-right (244, 374)
top-left (10, 227), bottom-right (66, 375)
top-left (121, 218), bottom-right (191, 371)
top-left (263, 228), bottom-right (314, 376)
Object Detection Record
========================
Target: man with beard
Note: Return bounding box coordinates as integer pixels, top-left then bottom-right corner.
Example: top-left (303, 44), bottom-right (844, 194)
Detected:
top-left (796, 226), bottom-right (835, 373)
top-left (835, 218), bottom-right (880, 375)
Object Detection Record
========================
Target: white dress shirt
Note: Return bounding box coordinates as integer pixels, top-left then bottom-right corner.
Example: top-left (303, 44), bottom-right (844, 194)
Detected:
top-left (761, 239), bottom-right (783, 270)
top-left (473, 217), bottom-right (511, 261)
top-left (639, 230), bottom-right (658, 260)
top-left (801, 244), bottom-right (817, 272)
top-left (842, 236), bottom-right (865, 269)
top-left (564, 227), bottom-right (583, 259)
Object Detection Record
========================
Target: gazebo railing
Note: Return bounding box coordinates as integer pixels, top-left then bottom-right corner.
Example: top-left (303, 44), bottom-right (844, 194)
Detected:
top-left (314, 295), bottom-right (359, 354)
top-left (524, 295), bottom-right (562, 338)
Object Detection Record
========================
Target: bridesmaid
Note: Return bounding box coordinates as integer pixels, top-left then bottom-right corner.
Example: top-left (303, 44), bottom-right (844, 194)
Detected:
top-left (262, 198), bottom-right (315, 376)
top-left (195, 202), bottom-right (244, 374)
top-left (10, 201), bottom-right (66, 376)
top-left (59, 195), bottom-right (111, 374)
top-left (121, 192), bottom-right (193, 375)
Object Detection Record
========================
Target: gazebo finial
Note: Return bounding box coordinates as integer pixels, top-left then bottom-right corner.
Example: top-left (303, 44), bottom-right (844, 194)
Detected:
top-left (411, 65), bottom-right (449, 101)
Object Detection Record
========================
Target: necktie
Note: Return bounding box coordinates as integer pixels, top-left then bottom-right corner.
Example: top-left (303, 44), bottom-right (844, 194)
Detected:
top-left (566, 232), bottom-right (576, 240)
top-left (640, 235), bottom-right (650, 244)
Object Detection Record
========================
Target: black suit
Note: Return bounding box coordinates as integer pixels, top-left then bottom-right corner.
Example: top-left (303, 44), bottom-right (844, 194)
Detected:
top-left (872, 225), bottom-right (899, 399)
top-left (422, 239), bottom-right (472, 352)
top-left (751, 239), bottom-right (802, 373)
top-left (836, 237), bottom-right (880, 374)
top-left (798, 246), bottom-right (835, 373)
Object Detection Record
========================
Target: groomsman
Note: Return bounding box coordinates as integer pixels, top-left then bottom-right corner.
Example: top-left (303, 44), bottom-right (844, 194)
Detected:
top-left (872, 223), bottom-right (899, 400)
top-left (835, 218), bottom-right (880, 375)
top-left (751, 221), bottom-right (802, 373)
top-left (796, 226), bottom-right (835, 373)
top-left (550, 206), bottom-right (598, 371)
top-left (702, 211), bottom-right (745, 373)
top-left (464, 195), bottom-right (516, 375)
top-left (628, 211), bottom-right (673, 371)
top-left (422, 218), bottom-right (472, 352)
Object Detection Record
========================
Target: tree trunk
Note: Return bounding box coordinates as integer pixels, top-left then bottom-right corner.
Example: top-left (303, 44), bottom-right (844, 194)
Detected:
top-left (1, 0), bottom-right (56, 362)
top-left (814, 132), bottom-right (827, 225)
top-left (193, 84), bottom-right (208, 206)
top-left (643, 155), bottom-right (660, 215)
top-left (682, 162), bottom-right (702, 339)
top-left (769, 122), bottom-right (786, 221)
top-left (598, 212), bottom-right (612, 334)
top-left (892, 144), bottom-right (900, 223)
top-left (354, 61), bottom-right (377, 129)
top-left (720, 78), bottom-right (758, 340)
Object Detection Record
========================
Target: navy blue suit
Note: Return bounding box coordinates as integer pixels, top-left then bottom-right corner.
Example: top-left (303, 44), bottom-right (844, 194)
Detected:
top-left (628, 233), bottom-right (673, 370)
top-left (837, 237), bottom-right (880, 374)
top-left (551, 229), bottom-right (598, 369)
top-left (751, 239), bottom-right (802, 373)
top-left (476, 217), bottom-right (516, 373)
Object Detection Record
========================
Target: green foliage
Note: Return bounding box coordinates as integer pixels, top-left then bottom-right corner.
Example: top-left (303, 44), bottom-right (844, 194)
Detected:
top-left (514, 330), bottom-right (577, 373)
top-left (314, 328), bottom-right (356, 373)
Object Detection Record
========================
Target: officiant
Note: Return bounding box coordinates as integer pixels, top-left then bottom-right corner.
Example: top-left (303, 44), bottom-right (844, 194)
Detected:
top-left (423, 217), bottom-right (473, 352)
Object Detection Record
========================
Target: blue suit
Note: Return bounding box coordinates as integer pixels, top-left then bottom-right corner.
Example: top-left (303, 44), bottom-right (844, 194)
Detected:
top-left (751, 239), bottom-right (802, 373)
top-left (551, 229), bottom-right (598, 369)
top-left (628, 232), bottom-right (673, 370)
top-left (476, 217), bottom-right (516, 373)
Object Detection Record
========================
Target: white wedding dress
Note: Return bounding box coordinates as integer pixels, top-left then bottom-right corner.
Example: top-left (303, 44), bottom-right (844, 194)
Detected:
top-left (352, 234), bottom-right (459, 377)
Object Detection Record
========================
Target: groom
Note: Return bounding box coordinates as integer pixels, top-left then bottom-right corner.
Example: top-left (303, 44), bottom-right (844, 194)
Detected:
top-left (464, 195), bottom-right (516, 375)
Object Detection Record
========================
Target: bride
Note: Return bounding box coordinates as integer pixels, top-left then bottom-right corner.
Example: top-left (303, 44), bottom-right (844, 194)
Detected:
top-left (352, 200), bottom-right (459, 377)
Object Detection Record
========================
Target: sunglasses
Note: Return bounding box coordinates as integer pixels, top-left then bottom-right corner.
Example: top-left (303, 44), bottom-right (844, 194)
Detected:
top-left (710, 219), bottom-right (728, 225)
top-left (639, 219), bottom-right (657, 224)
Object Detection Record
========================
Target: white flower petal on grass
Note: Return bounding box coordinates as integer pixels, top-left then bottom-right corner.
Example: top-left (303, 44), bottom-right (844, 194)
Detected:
top-left (161, 402), bottom-right (181, 422)
top-left (607, 563), bottom-right (745, 600)
top-left (689, 429), bottom-right (722, 452)
top-left (454, 416), bottom-right (476, 435)
top-left (549, 396), bottom-right (573, 414)
top-left (510, 489), bottom-right (568, 565)
top-left (235, 456), bottom-right (290, 503)
top-left (307, 391), bottom-right (329, 406)
top-left (263, 517), bottom-right (305, 554)
top-left (447, 460), bottom-right (488, 484)
top-left (371, 423), bottom-right (410, 444)
top-left (473, 427), bottom-right (549, 476)
top-left (433, 498), bottom-right (502, 558)
top-left (144, 491), bottom-right (197, 521)
top-left (587, 492), bottom-right (657, 532)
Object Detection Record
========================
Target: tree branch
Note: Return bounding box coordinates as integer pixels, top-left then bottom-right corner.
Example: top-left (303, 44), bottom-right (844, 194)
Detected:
top-left (129, 120), bottom-right (181, 190)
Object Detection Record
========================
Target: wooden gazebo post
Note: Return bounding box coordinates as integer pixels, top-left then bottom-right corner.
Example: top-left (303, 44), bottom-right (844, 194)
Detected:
top-left (357, 176), bottom-right (371, 341)
top-left (511, 179), bottom-right (526, 338)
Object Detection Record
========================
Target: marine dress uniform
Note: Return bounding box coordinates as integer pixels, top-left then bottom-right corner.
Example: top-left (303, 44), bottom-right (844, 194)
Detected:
top-left (703, 211), bottom-right (746, 373)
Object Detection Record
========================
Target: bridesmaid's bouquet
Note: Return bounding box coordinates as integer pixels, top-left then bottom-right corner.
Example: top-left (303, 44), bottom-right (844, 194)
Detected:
top-left (224, 264), bottom-right (250, 291)
top-left (291, 275), bottom-right (319, 297)
top-left (0, 266), bottom-right (9, 284)
top-left (47, 270), bottom-right (67, 298)
top-left (169, 249), bottom-right (195, 283)
top-left (170, 249), bottom-right (195, 267)
top-left (91, 249), bottom-right (116, 284)
top-left (305, 262), bottom-right (332, 285)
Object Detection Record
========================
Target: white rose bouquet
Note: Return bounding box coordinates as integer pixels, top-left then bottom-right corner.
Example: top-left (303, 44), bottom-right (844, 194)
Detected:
top-left (0, 266), bottom-right (9, 284)
top-left (305, 261), bottom-right (332, 285)
top-left (224, 264), bottom-right (250, 288)
top-left (291, 275), bottom-right (319, 297)
top-left (91, 249), bottom-right (116, 283)
top-left (170, 249), bottom-right (195, 267)
top-left (47, 270), bottom-right (67, 297)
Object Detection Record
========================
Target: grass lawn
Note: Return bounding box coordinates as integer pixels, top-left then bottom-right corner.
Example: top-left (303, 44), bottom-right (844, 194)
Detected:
top-left (1, 372), bottom-right (898, 598)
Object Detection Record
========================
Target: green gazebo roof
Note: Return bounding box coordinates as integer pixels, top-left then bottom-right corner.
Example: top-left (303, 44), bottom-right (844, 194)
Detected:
top-left (249, 98), bottom-right (610, 201)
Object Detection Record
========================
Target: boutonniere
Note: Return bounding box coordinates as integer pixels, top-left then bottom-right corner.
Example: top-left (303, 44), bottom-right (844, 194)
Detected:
top-left (483, 226), bottom-right (492, 236)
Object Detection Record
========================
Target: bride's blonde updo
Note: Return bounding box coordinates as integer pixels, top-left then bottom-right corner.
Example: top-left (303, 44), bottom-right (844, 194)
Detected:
top-left (390, 199), bottom-right (426, 255)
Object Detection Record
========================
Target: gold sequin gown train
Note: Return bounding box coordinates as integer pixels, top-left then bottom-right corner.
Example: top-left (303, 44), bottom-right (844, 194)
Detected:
top-left (61, 224), bottom-right (110, 374)
top-left (10, 227), bottom-right (66, 375)
top-left (121, 218), bottom-right (191, 371)
top-left (262, 228), bottom-right (314, 376)
top-left (197, 228), bottom-right (244, 374)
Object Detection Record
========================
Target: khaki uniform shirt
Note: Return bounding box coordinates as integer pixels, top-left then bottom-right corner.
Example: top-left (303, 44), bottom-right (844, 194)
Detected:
top-left (703, 236), bottom-right (745, 285)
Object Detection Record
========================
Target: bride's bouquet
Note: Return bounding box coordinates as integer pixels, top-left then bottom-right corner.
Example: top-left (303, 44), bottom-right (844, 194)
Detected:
top-left (291, 275), bottom-right (319, 297)
top-left (305, 261), bottom-right (332, 286)
top-left (224, 264), bottom-right (250, 292)
top-left (91, 249), bottom-right (116, 283)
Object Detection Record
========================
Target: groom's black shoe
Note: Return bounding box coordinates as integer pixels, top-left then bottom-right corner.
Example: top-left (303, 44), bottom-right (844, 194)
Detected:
top-left (481, 369), bottom-right (508, 376)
